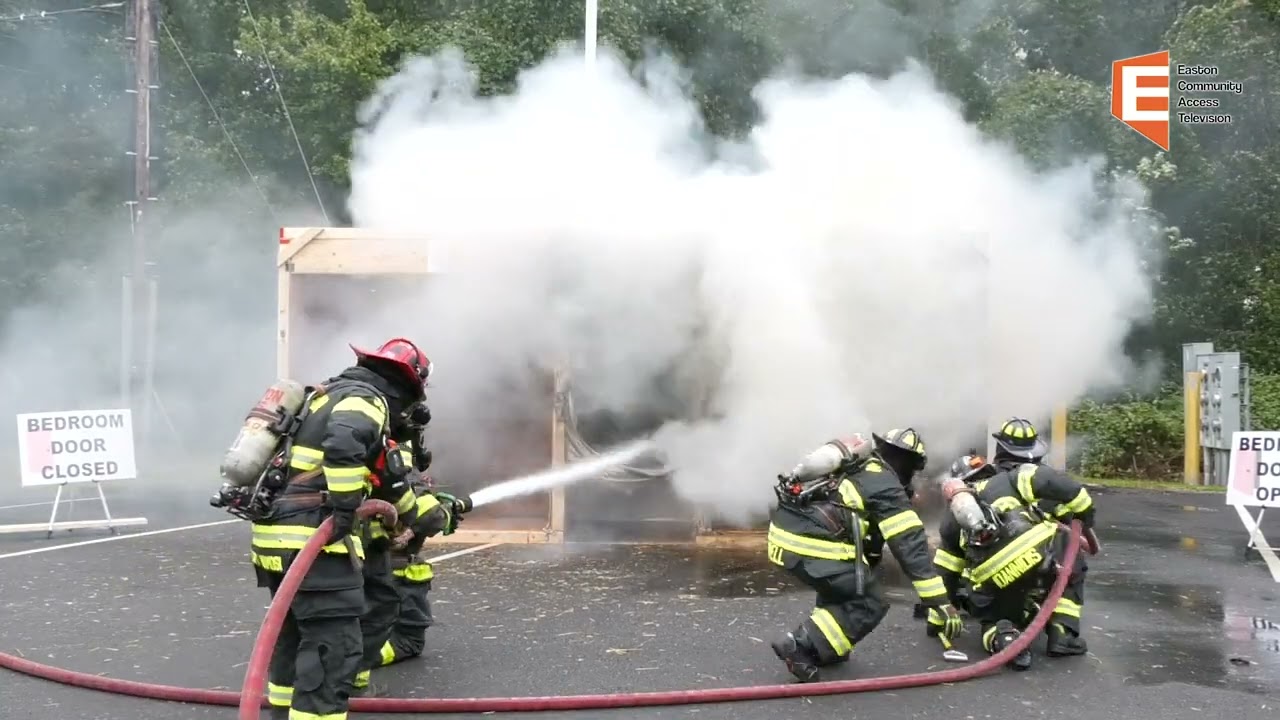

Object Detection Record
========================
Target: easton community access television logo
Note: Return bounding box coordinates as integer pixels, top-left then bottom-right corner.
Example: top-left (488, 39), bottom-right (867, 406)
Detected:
top-left (1110, 50), bottom-right (1241, 151)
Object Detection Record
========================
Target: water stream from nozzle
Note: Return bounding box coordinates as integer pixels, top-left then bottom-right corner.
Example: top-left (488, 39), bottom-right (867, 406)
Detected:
top-left (468, 440), bottom-right (657, 509)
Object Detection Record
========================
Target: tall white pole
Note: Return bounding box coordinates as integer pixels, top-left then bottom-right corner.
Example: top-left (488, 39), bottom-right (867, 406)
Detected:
top-left (585, 0), bottom-right (598, 72)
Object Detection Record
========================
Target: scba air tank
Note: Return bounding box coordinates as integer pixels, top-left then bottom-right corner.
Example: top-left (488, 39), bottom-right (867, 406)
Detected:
top-left (941, 477), bottom-right (988, 533)
top-left (790, 435), bottom-right (872, 481)
top-left (219, 379), bottom-right (308, 487)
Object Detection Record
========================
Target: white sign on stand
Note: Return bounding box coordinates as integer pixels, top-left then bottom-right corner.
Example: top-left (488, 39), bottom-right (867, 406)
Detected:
top-left (1226, 431), bottom-right (1280, 582)
top-left (2, 409), bottom-right (148, 537)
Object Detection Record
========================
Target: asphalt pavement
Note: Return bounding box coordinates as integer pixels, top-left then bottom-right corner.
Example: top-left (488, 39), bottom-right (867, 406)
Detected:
top-left (0, 486), bottom-right (1277, 720)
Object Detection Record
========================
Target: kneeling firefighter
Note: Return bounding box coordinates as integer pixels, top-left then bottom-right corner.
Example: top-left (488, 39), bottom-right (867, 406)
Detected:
top-left (377, 470), bottom-right (468, 667)
top-left (768, 428), bottom-right (963, 682)
top-left (248, 337), bottom-right (432, 720)
top-left (358, 405), bottom-right (470, 678)
top-left (930, 418), bottom-right (1095, 670)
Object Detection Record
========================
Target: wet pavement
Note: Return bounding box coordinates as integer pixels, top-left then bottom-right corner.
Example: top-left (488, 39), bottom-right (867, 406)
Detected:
top-left (0, 486), bottom-right (1277, 719)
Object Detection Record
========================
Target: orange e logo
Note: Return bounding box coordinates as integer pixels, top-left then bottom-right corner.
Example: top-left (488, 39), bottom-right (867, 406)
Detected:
top-left (1111, 50), bottom-right (1171, 151)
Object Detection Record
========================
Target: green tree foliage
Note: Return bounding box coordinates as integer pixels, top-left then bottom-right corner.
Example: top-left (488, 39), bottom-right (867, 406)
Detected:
top-left (2, 0), bottom-right (1278, 472)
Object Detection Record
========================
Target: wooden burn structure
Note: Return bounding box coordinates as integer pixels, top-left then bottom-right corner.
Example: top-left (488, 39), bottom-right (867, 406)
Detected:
top-left (277, 227), bottom-right (569, 545)
top-left (277, 228), bottom-right (1070, 548)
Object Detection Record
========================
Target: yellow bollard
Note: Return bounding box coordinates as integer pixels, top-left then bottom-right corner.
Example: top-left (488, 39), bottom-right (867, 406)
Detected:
top-left (1184, 371), bottom-right (1202, 485)
top-left (1049, 406), bottom-right (1068, 469)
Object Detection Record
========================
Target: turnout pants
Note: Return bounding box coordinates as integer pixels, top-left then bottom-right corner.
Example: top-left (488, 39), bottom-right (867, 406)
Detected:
top-left (789, 560), bottom-right (889, 664)
top-left (265, 572), bottom-right (365, 720)
top-left (970, 528), bottom-right (1087, 652)
top-left (379, 575), bottom-right (434, 666)
top-left (354, 548), bottom-right (400, 689)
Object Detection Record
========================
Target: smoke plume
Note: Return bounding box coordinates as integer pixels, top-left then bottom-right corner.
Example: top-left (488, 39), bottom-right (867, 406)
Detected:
top-left (345, 44), bottom-right (1155, 524)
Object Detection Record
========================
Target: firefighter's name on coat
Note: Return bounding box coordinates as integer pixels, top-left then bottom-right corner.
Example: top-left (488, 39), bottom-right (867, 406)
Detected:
top-left (14, 409), bottom-right (139, 487)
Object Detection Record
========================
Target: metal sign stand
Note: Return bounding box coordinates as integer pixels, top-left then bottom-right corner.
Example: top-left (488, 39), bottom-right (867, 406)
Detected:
top-left (0, 481), bottom-right (147, 538)
top-left (1233, 504), bottom-right (1280, 582)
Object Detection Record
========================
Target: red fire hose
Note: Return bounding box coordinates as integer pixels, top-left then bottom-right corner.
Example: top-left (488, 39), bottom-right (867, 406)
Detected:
top-left (0, 517), bottom-right (1083, 715)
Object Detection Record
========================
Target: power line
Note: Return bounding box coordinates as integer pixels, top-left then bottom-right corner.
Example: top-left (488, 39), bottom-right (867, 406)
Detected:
top-left (240, 0), bottom-right (330, 224)
top-left (157, 17), bottom-right (280, 223)
top-left (0, 1), bottom-right (123, 23)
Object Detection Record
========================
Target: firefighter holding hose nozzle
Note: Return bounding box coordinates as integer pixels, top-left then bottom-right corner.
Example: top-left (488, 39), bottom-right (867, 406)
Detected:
top-left (768, 428), bottom-right (963, 683)
top-left (360, 404), bottom-right (471, 678)
top-left (249, 337), bottom-right (433, 720)
top-left (929, 417), bottom-right (1095, 672)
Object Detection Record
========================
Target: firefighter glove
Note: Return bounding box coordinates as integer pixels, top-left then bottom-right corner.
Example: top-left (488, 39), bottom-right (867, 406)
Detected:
top-left (434, 492), bottom-right (468, 535)
top-left (328, 509), bottom-right (356, 544)
top-left (926, 603), bottom-right (964, 641)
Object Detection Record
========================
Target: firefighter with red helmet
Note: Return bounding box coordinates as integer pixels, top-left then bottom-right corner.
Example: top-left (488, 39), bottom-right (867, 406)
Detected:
top-left (251, 337), bottom-right (466, 720)
top-left (768, 428), bottom-right (962, 682)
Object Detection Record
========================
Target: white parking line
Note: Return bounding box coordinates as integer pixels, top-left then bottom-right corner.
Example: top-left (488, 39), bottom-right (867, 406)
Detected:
top-left (0, 521), bottom-right (505, 563)
top-left (0, 497), bottom-right (97, 511)
top-left (0, 519), bottom-right (240, 560)
top-left (423, 542), bottom-right (501, 563)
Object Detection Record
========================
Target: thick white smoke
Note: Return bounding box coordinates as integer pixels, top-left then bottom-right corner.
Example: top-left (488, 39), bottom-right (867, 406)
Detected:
top-left (346, 45), bottom-right (1155, 524)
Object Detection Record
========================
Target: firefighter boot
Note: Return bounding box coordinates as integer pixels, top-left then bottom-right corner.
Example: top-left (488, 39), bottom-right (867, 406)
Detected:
top-left (1046, 623), bottom-right (1088, 657)
top-left (988, 620), bottom-right (1032, 671)
top-left (771, 627), bottom-right (821, 683)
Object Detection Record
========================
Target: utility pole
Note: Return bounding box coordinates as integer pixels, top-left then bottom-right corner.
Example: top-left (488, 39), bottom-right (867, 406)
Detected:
top-left (125, 0), bottom-right (158, 440)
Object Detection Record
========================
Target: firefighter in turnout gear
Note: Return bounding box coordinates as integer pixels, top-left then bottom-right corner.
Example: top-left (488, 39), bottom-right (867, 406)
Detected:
top-left (351, 398), bottom-right (436, 694)
top-left (377, 471), bottom-right (467, 667)
top-left (359, 406), bottom-right (469, 675)
top-left (769, 428), bottom-right (962, 682)
top-left (252, 337), bottom-right (431, 720)
top-left (930, 418), bottom-right (1095, 671)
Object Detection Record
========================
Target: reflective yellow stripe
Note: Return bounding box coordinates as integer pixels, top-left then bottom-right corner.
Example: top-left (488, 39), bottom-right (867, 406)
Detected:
top-left (380, 639), bottom-right (396, 666)
top-left (393, 562), bottom-right (433, 582)
top-left (1052, 597), bottom-right (1082, 618)
top-left (394, 488), bottom-right (416, 514)
top-left (289, 710), bottom-right (348, 720)
top-left (767, 524), bottom-right (858, 561)
top-left (415, 494), bottom-right (441, 514)
top-left (836, 480), bottom-right (864, 510)
top-left (982, 624), bottom-right (1000, 652)
top-left (323, 465), bottom-right (368, 493)
top-left (332, 395), bottom-right (387, 427)
top-left (308, 394), bottom-right (331, 413)
top-left (251, 524), bottom-right (364, 557)
top-left (267, 682), bottom-right (293, 707)
top-left (1054, 488), bottom-right (1093, 516)
top-left (878, 509), bottom-right (924, 540)
top-left (1016, 464), bottom-right (1037, 504)
top-left (961, 567), bottom-right (971, 580)
top-left (398, 448), bottom-right (413, 465)
top-left (912, 576), bottom-right (947, 599)
top-left (288, 446), bottom-right (323, 472)
top-left (292, 446), bottom-right (323, 461)
top-left (970, 521), bottom-right (1057, 584)
top-left (991, 496), bottom-right (1021, 512)
top-left (353, 669), bottom-right (370, 689)
top-left (974, 479), bottom-right (989, 493)
top-left (810, 607), bottom-right (853, 655)
top-left (933, 549), bottom-right (966, 573)
top-left (834, 480), bottom-right (872, 536)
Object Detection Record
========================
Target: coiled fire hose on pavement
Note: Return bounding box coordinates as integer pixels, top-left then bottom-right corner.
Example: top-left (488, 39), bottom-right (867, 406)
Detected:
top-left (0, 516), bottom-right (1083, 715)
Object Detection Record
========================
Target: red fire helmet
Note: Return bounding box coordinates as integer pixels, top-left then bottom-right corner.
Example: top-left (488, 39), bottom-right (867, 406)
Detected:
top-left (351, 337), bottom-right (433, 394)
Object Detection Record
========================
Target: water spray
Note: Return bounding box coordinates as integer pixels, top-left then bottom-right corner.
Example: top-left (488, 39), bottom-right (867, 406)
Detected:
top-left (467, 439), bottom-right (657, 509)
